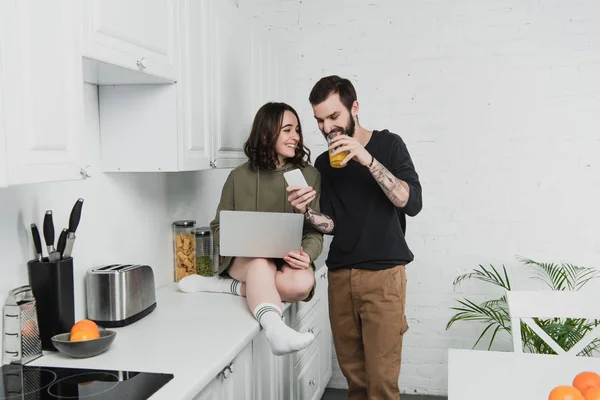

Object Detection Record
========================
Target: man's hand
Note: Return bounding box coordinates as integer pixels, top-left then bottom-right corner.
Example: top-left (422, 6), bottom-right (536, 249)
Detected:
top-left (286, 185), bottom-right (316, 214)
top-left (329, 134), bottom-right (372, 167)
top-left (284, 247), bottom-right (311, 269)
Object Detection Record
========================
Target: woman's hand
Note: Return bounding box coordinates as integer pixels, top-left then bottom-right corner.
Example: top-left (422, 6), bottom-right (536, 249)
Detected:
top-left (284, 247), bottom-right (311, 269)
top-left (286, 185), bottom-right (316, 214)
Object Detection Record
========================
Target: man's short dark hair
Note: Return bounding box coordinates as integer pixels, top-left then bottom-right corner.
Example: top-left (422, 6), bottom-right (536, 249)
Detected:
top-left (309, 75), bottom-right (357, 112)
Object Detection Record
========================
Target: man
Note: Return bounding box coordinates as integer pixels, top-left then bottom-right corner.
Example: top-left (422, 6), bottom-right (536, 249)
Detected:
top-left (287, 75), bottom-right (422, 399)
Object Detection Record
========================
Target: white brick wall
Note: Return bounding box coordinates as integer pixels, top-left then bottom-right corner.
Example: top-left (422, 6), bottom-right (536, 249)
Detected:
top-left (241, 0), bottom-right (600, 395)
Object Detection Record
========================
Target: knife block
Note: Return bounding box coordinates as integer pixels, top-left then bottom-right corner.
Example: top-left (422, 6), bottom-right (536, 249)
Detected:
top-left (27, 257), bottom-right (75, 351)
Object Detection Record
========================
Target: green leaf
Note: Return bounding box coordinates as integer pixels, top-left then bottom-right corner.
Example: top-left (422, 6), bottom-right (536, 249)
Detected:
top-left (452, 264), bottom-right (511, 291)
top-left (447, 255), bottom-right (600, 355)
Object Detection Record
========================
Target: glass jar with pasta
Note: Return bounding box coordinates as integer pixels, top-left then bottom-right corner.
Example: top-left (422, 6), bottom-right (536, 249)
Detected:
top-left (172, 220), bottom-right (196, 282)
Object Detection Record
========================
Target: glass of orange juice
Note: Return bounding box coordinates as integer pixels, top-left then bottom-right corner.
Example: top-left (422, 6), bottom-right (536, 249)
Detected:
top-left (327, 131), bottom-right (350, 168)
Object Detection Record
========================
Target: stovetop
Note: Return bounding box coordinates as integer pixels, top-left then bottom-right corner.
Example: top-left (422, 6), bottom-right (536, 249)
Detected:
top-left (0, 364), bottom-right (173, 399)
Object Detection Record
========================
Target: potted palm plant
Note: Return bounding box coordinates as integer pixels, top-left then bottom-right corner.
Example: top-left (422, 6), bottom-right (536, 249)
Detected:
top-left (446, 256), bottom-right (600, 355)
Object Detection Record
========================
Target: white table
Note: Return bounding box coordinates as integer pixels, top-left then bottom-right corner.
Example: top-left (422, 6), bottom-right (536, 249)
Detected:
top-left (448, 348), bottom-right (600, 399)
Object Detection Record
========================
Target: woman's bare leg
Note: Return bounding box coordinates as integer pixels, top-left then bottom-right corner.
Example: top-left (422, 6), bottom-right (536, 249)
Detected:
top-left (275, 264), bottom-right (316, 303)
top-left (227, 257), bottom-right (280, 311)
top-left (228, 257), bottom-right (315, 355)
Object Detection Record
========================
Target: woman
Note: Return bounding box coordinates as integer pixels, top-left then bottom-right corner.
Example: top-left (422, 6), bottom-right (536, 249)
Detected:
top-left (178, 102), bottom-right (323, 356)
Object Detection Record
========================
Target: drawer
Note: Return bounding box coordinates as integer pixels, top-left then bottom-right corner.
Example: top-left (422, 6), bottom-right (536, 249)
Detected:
top-left (292, 292), bottom-right (320, 326)
top-left (293, 300), bottom-right (323, 365)
top-left (295, 344), bottom-right (321, 400)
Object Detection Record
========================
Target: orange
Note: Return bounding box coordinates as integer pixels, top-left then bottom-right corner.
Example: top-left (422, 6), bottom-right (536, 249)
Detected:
top-left (584, 387), bottom-right (600, 400)
top-left (69, 328), bottom-right (100, 342)
top-left (574, 372), bottom-right (600, 394)
top-left (549, 386), bottom-right (584, 400)
top-left (70, 319), bottom-right (99, 336)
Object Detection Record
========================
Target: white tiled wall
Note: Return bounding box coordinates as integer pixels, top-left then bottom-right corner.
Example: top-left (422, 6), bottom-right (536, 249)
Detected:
top-left (240, 0), bottom-right (600, 395)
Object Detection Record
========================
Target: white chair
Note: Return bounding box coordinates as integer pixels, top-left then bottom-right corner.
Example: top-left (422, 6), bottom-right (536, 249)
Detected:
top-left (506, 290), bottom-right (600, 356)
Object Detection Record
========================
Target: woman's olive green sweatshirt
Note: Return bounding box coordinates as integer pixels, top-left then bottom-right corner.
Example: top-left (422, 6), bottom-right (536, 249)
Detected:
top-left (210, 161), bottom-right (323, 274)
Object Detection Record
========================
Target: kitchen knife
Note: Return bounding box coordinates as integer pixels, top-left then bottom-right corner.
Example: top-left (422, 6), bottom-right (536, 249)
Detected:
top-left (63, 198), bottom-right (84, 259)
top-left (30, 223), bottom-right (43, 261)
top-left (43, 211), bottom-right (61, 262)
top-left (57, 228), bottom-right (68, 259)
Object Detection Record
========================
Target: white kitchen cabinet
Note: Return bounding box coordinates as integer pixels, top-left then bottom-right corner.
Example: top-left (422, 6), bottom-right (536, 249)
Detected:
top-left (210, 0), bottom-right (254, 168)
top-left (175, 0), bottom-right (213, 171)
top-left (290, 265), bottom-right (333, 397)
top-left (0, 0), bottom-right (87, 187)
top-left (193, 343), bottom-right (253, 400)
top-left (98, 0), bottom-right (210, 172)
top-left (194, 376), bottom-right (220, 400)
top-left (97, 0), bottom-right (284, 172)
top-left (316, 268), bottom-right (333, 386)
top-left (295, 345), bottom-right (322, 400)
top-left (210, 8), bottom-right (287, 169)
top-left (82, 0), bottom-right (177, 82)
top-left (222, 343), bottom-right (253, 399)
top-left (0, 66), bottom-right (7, 188)
top-left (252, 328), bottom-right (292, 400)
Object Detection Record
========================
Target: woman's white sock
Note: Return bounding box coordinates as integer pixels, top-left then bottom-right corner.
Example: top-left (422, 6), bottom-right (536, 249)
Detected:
top-left (177, 275), bottom-right (242, 296)
top-left (253, 303), bottom-right (314, 356)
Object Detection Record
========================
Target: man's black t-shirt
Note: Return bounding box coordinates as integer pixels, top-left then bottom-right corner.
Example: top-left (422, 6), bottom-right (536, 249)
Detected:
top-left (315, 129), bottom-right (422, 271)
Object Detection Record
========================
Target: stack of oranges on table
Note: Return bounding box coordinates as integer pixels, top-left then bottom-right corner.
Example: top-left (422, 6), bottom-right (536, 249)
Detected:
top-left (69, 319), bottom-right (100, 342)
top-left (549, 371), bottom-right (600, 400)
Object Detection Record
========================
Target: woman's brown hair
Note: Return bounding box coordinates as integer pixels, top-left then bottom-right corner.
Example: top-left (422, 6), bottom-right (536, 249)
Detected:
top-left (244, 102), bottom-right (311, 171)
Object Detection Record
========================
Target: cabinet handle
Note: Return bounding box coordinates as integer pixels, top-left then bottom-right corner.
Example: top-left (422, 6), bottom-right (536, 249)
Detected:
top-left (320, 272), bottom-right (326, 279)
top-left (309, 379), bottom-right (316, 386)
top-left (79, 165), bottom-right (92, 179)
top-left (209, 160), bottom-right (218, 169)
top-left (221, 362), bottom-right (234, 379)
top-left (137, 57), bottom-right (147, 69)
top-left (308, 327), bottom-right (316, 334)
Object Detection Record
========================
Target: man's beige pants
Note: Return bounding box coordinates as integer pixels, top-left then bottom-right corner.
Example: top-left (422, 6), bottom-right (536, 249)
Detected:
top-left (328, 264), bottom-right (409, 400)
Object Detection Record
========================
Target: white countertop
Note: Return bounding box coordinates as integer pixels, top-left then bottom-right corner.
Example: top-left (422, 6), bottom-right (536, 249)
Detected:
top-left (29, 283), bottom-right (285, 400)
top-left (448, 348), bottom-right (600, 399)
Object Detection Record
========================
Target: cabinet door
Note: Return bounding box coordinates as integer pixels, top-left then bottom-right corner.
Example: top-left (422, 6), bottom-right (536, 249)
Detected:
top-left (222, 343), bottom-right (253, 400)
top-left (0, 43), bottom-right (7, 188)
top-left (295, 346), bottom-right (322, 400)
top-left (210, 0), bottom-right (253, 168)
top-left (253, 330), bottom-right (287, 400)
top-left (316, 267), bottom-right (333, 387)
top-left (193, 375), bottom-right (221, 400)
top-left (82, 0), bottom-right (176, 81)
top-left (176, 0), bottom-right (212, 171)
top-left (0, 0), bottom-right (85, 186)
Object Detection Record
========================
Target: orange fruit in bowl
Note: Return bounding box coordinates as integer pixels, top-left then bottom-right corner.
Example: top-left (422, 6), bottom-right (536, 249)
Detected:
top-left (549, 385), bottom-right (584, 400)
top-left (70, 319), bottom-right (99, 337)
top-left (584, 387), bottom-right (600, 400)
top-left (574, 372), bottom-right (600, 394)
top-left (69, 328), bottom-right (100, 342)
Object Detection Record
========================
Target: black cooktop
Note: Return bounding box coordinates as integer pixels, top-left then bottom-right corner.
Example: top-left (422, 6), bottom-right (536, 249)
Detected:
top-left (0, 364), bottom-right (173, 399)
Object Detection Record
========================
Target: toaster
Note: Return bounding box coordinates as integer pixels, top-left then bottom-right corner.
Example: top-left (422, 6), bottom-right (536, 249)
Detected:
top-left (85, 264), bottom-right (156, 327)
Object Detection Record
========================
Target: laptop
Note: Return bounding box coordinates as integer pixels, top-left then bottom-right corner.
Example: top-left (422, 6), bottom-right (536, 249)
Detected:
top-left (219, 210), bottom-right (304, 258)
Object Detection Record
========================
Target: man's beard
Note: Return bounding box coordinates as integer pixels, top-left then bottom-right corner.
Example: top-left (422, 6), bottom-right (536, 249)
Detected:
top-left (323, 114), bottom-right (356, 137)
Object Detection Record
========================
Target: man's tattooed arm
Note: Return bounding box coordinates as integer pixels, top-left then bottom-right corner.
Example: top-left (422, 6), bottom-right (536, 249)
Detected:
top-left (304, 208), bottom-right (335, 234)
top-left (368, 157), bottom-right (410, 208)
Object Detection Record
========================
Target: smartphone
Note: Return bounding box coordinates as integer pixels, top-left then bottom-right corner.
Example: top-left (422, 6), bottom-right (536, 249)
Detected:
top-left (283, 169), bottom-right (309, 188)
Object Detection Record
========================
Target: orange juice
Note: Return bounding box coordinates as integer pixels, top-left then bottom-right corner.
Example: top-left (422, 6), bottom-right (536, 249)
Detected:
top-left (327, 131), bottom-right (350, 168)
top-left (329, 150), bottom-right (349, 168)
